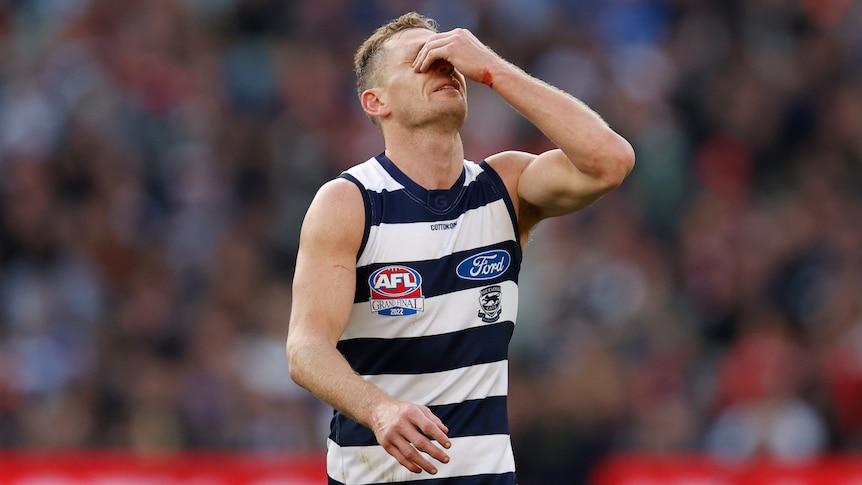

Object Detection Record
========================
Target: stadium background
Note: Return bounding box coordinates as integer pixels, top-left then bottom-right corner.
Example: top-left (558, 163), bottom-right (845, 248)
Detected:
top-left (0, 0), bottom-right (860, 483)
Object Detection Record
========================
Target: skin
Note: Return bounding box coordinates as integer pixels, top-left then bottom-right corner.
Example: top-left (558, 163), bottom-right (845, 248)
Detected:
top-left (287, 27), bottom-right (635, 475)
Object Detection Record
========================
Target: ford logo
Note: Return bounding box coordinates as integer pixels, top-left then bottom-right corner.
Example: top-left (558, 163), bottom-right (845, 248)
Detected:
top-left (456, 250), bottom-right (511, 280)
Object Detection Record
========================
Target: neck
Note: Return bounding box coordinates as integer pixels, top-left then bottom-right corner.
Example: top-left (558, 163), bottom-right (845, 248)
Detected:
top-left (382, 128), bottom-right (465, 190)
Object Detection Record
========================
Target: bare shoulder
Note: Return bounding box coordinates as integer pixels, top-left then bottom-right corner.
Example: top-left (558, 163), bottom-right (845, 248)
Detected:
top-left (484, 150), bottom-right (536, 183)
top-left (483, 150), bottom-right (536, 201)
top-left (483, 150), bottom-right (543, 235)
top-left (301, 178), bottom-right (365, 250)
top-left (309, 178), bottom-right (364, 216)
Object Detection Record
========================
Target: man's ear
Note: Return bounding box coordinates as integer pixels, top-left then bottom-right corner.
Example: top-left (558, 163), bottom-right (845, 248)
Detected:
top-left (361, 89), bottom-right (390, 119)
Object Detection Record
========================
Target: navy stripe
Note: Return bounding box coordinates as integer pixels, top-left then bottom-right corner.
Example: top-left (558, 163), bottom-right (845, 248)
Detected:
top-left (329, 473), bottom-right (516, 485)
top-left (354, 240), bottom-right (521, 303)
top-left (434, 396), bottom-right (510, 440)
top-left (375, 153), bottom-right (468, 218)
top-left (337, 321), bottom-right (513, 376)
top-left (364, 172), bottom-right (505, 224)
top-left (356, 153), bottom-right (508, 224)
top-left (339, 173), bottom-right (372, 259)
top-left (331, 396), bottom-right (509, 447)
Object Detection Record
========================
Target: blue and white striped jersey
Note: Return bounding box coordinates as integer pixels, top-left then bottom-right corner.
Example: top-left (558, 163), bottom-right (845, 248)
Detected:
top-left (328, 153), bottom-right (521, 485)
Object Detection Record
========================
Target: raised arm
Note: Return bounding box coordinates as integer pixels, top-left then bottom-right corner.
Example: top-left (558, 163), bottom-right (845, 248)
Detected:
top-left (414, 29), bottom-right (635, 224)
top-left (286, 178), bottom-right (451, 475)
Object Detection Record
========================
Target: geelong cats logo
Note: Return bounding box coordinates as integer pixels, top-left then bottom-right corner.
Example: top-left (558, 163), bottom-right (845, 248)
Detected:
top-left (478, 285), bottom-right (502, 323)
top-left (368, 265), bottom-right (425, 316)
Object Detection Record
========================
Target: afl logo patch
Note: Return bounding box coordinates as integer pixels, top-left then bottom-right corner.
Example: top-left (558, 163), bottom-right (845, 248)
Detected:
top-left (368, 265), bottom-right (425, 316)
top-left (456, 249), bottom-right (511, 280)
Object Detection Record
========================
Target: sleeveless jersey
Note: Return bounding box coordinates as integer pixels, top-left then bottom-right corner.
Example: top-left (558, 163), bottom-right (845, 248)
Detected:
top-left (328, 153), bottom-right (521, 485)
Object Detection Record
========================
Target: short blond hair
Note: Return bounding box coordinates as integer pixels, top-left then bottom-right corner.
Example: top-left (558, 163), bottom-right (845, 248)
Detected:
top-left (354, 12), bottom-right (438, 99)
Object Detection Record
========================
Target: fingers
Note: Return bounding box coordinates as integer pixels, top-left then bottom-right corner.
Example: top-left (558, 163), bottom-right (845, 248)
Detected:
top-left (413, 28), bottom-right (484, 74)
top-left (374, 403), bottom-right (452, 475)
top-left (380, 428), bottom-right (450, 474)
top-left (413, 424), bottom-right (451, 467)
top-left (381, 440), bottom-right (427, 474)
top-left (386, 429), bottom-right (448, 475)
top-left (412, 28), bottom-right (498, 84)
top-left (412, 31), bottom-right (459, 73)
top-left (420, 406), bottom-right (451, 449)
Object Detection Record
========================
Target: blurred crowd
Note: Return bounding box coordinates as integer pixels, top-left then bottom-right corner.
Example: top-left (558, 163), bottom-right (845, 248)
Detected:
top-left (0, 0), bottom-right (861, 483)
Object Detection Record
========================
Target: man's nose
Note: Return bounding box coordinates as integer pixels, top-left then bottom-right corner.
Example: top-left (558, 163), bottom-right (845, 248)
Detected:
top-left (432, 59), bottom-right (455, 75)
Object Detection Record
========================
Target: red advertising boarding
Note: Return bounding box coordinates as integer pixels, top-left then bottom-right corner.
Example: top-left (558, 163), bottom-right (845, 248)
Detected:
top-left (591, 454), bottom-right (862, 485)
top-left (0, 451), bottom-right (327, 484)
top-left (3, 452), bottom-right (862, 484)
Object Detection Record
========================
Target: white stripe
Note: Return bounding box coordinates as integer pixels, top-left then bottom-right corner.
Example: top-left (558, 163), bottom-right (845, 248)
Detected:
top-left (345, 158), bottom-right (404, 192)
top-left (342, 280), bottom-right (518, 340)
top-left (363, 360), bottom-right (508, 407)
top-left (461, 160), bottom-right (483, 186)
top-left (327, 434), bottom-right (515, 485)
top-left (357, 199), bottom-right (515, 266)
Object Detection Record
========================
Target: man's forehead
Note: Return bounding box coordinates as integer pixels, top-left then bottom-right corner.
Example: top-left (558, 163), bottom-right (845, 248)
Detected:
top-left (385, 28), bottom-right (434, 56)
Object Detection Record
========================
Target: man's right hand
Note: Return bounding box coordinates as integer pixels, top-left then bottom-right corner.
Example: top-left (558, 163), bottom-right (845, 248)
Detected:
top-left (371, 400), bottom-right (452, 475)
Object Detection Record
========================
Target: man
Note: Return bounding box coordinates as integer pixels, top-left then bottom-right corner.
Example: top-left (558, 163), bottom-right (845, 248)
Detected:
top-left (286, 11), bottom-right (634, 485)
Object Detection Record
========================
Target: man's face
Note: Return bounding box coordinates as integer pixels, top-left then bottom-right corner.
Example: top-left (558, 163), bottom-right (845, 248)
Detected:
top-left (374, 28), bottom-right (468, 131)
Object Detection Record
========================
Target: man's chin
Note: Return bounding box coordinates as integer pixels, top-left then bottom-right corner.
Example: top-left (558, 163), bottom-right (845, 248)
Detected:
top-left (405, 105), bottom-right (467, 131)
top-left (437, 105), bottom-right (467, 129)
top-left (436, 113), bottom-right (467, 132)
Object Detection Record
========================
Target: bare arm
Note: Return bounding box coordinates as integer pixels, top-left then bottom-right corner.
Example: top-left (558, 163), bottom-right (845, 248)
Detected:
top-left (286, 178), bottom-right (450, 474)
top-left (414, 29), bottom-right (635, 224)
